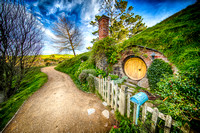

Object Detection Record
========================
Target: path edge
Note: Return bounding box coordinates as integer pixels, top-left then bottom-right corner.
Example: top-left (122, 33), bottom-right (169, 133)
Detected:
top-left (1, 100), bottom-right (27, 133)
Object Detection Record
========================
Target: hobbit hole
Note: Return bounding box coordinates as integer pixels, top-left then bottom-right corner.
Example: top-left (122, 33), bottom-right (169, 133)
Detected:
top-left (97, 15), bottom-right (178, 88)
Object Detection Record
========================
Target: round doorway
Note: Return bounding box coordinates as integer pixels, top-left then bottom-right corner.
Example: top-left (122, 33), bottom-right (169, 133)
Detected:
top-left (123, 57), bottom-right (147, 80)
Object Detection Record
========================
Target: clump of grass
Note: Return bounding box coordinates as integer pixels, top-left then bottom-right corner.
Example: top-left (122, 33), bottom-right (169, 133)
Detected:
top-left (0, 67), bottom-right (48, 131)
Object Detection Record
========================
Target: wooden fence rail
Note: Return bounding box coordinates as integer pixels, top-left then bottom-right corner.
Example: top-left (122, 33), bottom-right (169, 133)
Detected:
top-left (94, 75), bottom-right (190, 133)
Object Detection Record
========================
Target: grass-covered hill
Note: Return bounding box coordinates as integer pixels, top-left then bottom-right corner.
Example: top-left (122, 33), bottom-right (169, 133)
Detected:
top-left (121, 2), bottom-right (200, 71)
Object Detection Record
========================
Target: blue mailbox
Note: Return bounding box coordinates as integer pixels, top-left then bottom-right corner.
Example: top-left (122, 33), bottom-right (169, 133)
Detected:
top-left (130, 92), bottom-right (148, 125)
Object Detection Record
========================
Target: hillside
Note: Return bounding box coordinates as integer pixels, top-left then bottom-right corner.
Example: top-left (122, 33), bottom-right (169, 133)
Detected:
top-left (122, 2), bottom-right (200, 71)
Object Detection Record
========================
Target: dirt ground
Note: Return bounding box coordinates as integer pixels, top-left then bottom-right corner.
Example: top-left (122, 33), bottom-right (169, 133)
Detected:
top-left (3, 66), bottom-right (116, 133)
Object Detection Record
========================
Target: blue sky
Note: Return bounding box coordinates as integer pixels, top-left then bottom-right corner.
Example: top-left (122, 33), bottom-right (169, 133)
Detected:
top-left (25, 0), bottom-right (196, 55)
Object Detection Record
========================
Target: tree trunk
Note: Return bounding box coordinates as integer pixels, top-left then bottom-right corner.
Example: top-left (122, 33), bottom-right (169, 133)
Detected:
top-left (72, 48), bottom-right (76, 56)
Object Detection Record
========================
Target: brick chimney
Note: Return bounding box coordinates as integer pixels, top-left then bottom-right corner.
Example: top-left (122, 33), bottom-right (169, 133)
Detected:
top-left (98, 15), bottom-right (109, 40)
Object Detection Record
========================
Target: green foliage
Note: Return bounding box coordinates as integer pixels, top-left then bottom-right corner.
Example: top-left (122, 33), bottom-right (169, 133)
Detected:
top-left (96, 69), bottom-right (107, 78)
top-left (108, 74), bottom-right (119, 80)
top-left (79, 72), bottom-right (88, 83)
top-left (90, 0), bottom-right (147, 41)
top-left (121, 3), bottom-right (200, 71)
top-left (92, 37), bottom-right (121, 65)
top-left (110, 119), bottom-right (137, 133)
top-left (55, 52), bottom-right (95, 92)
top-left (74, 58), bottom-right (95, 78)
top-left (156, 66), bottom-right (200, 126)
top-left (114, 76), bottom-right (128, 84)
top-left (0, 67), bottom-right (48, 131)
top-left (82, 69), bottom-right (97, 77)
top-left (80, 55), bottom-right (88, 61)
top-left (147, 59), bottom-right (173, 90)
top-left (79, 69), bottom-right (97, 83)
top-left (86, 75), bottom-right (95, 93)
top-left (143, 54), bottom-right (148, 58)
top-left (44, 58), bottom-right (57, 62)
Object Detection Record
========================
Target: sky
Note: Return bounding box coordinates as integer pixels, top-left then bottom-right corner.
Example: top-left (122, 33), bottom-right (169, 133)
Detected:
top-left (24, 0), bottom-right (197, 55)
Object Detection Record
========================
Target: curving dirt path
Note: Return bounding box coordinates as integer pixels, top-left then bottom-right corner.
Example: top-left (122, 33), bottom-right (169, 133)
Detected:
top-left (3, 66), bottom-right (115, 133)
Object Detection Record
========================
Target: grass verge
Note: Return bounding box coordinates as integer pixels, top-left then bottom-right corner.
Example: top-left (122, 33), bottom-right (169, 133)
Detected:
top-left (0, 67), bottom-right (48, 131)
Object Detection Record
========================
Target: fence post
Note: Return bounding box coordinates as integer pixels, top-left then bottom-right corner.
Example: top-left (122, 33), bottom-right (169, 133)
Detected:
top-left (104, 77), bottom-right (107, 100)
top-left (133, 103), bottom-right (137, 125)
top-left (164, 115), bottom-right (172, 133)
top-left (142, 103), bottom-right (147, 123)
top-left (114, 84), bottom-right (118, 111)
top-left (127, 93), bottom-right (131, 118)
top-left (99, 75), bottom-right (102, 93)
top-left (111, 81), bottom-right (114, 108)
top-left (119, 85), bottom-right (128, 116)
top-left (107, 76), bottom-right (111, 105)
top-left (151, 108), bottom-right (159, 133)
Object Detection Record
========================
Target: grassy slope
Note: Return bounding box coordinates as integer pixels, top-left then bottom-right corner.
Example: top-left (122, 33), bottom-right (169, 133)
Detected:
top-left (122, 2), bottom-right (200, 71)
top-left (55, 52), bottom-right (95, 92)
top-left (0, 67), bottom-right (48, 131)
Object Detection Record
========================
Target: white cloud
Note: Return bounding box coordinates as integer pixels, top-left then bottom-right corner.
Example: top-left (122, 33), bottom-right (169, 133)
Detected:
top-left (44, 29), bottom-right (57, 39)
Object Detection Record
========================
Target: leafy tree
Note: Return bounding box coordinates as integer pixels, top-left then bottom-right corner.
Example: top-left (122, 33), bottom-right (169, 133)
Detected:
top-left (52, 17), bottom-right (82, 56)
top-left (0, 0), bottom-right (43, 100)
top-left (90, 0), bottom-right (147, 42)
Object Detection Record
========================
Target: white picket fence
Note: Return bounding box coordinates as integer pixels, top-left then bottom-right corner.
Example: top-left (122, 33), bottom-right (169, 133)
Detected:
top-left (94, 75), bottom-right (190, 133)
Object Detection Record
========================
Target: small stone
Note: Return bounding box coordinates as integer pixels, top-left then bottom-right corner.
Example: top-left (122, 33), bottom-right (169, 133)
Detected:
top-left (104, 122), bottom-right (108, 127)
top-left (87, 108), bottom-right (95, 115)
top-left (137, 78), bottom-right (149, 88)
top-left (102, 110), bottom-right (109, 119)
top-left (111, 110), bottom-right (115, 114)
top-left (102, 102), bottom-right (108, 106)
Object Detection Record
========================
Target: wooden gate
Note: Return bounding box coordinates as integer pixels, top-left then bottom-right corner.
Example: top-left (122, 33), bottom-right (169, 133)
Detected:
top-left (124, 57), bottom-right (147, 80)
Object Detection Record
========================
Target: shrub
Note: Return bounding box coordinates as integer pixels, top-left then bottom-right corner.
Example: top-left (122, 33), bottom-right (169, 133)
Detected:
top-left (82, 69), bottom-right (97, 77)
top-left (80, 55), bottom-right (88, 61)
top-left (156, 66), bottom-right (200, 127)
top-left (96, 69), bottom-right (107, 77)
top-left (87, 75), bottom-right (95, 93)
top-left (108, 74), bottom-right (119, 80)
top-left (147, 59), bottom-right (173, 90)
top-left (79, 69), bottom-right (97, 83)
top-left (79, 72), bottom-right (88, 83)
top-left (92, 37), bottom-right (120, 65)
top-left (45, 62), bottom-right (51, 66)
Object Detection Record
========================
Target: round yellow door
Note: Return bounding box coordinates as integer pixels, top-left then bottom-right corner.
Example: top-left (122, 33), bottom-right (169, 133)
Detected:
top-left (124, 57), bottom-right (147, 80)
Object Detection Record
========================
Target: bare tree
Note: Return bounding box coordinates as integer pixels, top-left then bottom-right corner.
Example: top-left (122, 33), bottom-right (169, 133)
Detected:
top-left (52, 17), bottom-right (82, 56)
top-left (0, 0), bottom-right (43, 100)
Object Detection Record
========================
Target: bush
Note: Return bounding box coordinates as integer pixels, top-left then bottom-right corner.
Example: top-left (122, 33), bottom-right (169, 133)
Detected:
top-left (156, 66), bottom-right (200, 127)
top-left (96, 69), bottom-right (107, 77)
top-left (87, 75), bottom-right (95, 93)
top-left (79, 69), bottom-right (97, 83)
top-left (82, 69), bottom-right (97, 77)
top-left (80, 55), bottom-right (88, 61)
top-left (79, 72), bottom-right (88, 83)
top-left (92, 37), bottom-right (120, 65)
top-left (108, 74), bottom-right (119, 80)
top-left (147, 59), bottom-right (173, 90)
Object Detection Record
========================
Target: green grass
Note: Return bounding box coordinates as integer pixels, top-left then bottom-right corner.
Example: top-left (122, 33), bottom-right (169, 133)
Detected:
top-left (55, 52), bottom-right (96, 92)
top-left (0, 67), bottom-right (48, 131)
top-left (121, 2), bottom-right (200, 71)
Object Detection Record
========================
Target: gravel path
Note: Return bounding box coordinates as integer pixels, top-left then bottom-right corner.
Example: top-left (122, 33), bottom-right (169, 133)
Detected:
top-left (3, 66), bottom-right (115, 133)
